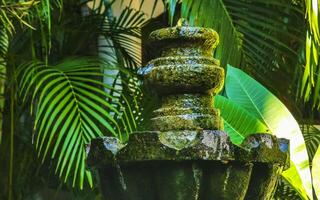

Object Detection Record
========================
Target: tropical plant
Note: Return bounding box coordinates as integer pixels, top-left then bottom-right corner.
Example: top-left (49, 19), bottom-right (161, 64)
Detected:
top-left (0, 0), bottom-right (148, 198)
top-left (313, 146), bottom-right (320, 199)
top-left (303, 0), bottom-right (320, 109)
top-left (214, 65), bottom-right (318, 200)
top-left (0, 1), bottom-right (63, 199)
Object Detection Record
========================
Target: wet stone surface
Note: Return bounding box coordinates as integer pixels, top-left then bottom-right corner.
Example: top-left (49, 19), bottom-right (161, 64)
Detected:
top-left (88, 132), bottom-right (289, 200)
top-left (88, 130), bottom-right (235, 165)
top-left (236, 134), bottom-right (289, 167)
top-left (88, 20), bottom-right (290, 200)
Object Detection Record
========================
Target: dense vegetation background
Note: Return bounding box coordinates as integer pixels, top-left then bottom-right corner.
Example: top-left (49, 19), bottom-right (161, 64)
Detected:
top-left (0, 0), bottom-right (319, 199)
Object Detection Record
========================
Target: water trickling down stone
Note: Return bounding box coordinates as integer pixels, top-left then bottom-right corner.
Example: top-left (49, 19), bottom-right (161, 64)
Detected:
top-left (159, 130), bottom-right (199, 151)
top-left (87, 19), bottom-right (290, 200)
top-left (102, 137), bottom-right (126, 155)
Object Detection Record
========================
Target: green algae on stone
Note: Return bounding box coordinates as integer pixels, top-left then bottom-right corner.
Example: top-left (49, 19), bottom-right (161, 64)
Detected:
top-left (143, 63), bottom-right (224, 94)
top-left (151, 113), bottom-right (223, 131)
top-left (87, 20), bottom-right (290, 200)
top-left (244, 164), bottom-right (284, 200)
top-left (139, 20), bottom-right (225, 134)
top-left (160, 94), bottom-right (215, 109)
top-left (236, 134), bottom-right (289, 166)
top-left (148, 56), bottom-right (220, 67)
top-left (149, 26), bottom-right (219, 53)
top-left (88, 131), bottom-right (236, 163)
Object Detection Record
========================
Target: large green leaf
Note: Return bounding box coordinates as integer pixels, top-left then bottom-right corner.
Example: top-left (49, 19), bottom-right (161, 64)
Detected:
top-left (214, 95), bottom-right (269, 145)
top-left (225, 65), bottom-right (312, 199)
top-left (312, 146), bottom-right (320, 199)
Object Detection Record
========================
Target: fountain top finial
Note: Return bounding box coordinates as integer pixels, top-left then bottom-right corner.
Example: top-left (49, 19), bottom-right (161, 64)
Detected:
top-left (177, 18), bottom-right (189, 27)
top-left (148, 18), bottom-right (219, 49)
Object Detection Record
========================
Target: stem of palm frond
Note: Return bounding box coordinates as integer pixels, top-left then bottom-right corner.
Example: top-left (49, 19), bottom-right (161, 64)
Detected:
top-left (8, 73), bottom-right (15, 200)
top-left (0, 27), bottom-right (7, 145)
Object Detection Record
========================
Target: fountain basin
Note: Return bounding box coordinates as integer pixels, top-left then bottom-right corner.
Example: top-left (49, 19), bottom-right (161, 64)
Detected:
top-left (87, 132), bottom-right (289, 200)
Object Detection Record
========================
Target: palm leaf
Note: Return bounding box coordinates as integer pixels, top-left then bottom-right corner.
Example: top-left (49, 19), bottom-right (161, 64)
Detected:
top-left (273, 176), bottom-right (305, 200)
top-left (302, 124), bottom-right (320, 160)
top-left (0, 26), bottom-right (8, 144)
top-left (302, 124), bottom-right (320, 199)
top-left (0, 0), bottom-right (38, 34)
top-left (17, 57), bottom-right (137, 188)
top-left (224, 65), bottom-right (312, 199)
top-left (100, 7), bottom-right (146, 70)
top-left (303, 0), bottom-right (320, 109)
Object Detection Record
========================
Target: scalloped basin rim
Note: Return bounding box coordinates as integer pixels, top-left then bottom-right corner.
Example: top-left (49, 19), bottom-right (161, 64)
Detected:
top-left (87, 131), bottom-right (289, 168)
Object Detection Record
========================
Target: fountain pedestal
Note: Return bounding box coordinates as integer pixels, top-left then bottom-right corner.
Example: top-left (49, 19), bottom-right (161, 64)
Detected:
top-left (87, 21), bottom-right (289, 200)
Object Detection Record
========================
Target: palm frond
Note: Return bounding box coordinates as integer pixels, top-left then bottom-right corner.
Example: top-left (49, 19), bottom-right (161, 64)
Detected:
top-left (0, 0), bottom-right (38, 34)
top-left (302, 30), bottom-right (320, 109)
top-left (292, 0), bottom-right (320, 110)
top-left (17, 57), bottom-right (137, 188)
top-left (0, 26), bottom-right (9, 57)
top-left (302, 124), bottom-right (320, 161)
top-left (273, 177), bottom-right (303, 200)
top-left (0, 26), bottom-right (8, 144)
top-left (100, 7), bottom-right (147, 70)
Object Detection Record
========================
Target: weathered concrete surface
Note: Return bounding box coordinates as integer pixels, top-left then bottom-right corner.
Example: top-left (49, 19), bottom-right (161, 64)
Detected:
top-left (88, 20), bottom-right (289, 200)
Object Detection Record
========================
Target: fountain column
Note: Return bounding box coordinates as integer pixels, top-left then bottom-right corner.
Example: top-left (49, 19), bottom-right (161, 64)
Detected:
top-left (88, 20), bottom-right (289, 200)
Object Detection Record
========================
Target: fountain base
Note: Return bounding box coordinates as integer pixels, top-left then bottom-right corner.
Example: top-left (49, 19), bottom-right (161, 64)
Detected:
top-left (88, 131), bottom-right (288, 200)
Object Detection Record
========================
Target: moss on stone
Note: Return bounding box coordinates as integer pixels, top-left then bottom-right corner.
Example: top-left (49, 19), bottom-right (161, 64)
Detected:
top-left (87, 21), bottom-right (290, 200)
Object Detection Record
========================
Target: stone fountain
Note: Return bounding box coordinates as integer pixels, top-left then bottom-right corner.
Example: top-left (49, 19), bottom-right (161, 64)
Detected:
top-left (87, 20), bottom-right (289, 200)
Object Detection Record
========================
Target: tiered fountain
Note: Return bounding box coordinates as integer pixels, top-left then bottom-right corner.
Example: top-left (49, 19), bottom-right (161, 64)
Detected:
top-left (87, 20), bottom-right (289, 200)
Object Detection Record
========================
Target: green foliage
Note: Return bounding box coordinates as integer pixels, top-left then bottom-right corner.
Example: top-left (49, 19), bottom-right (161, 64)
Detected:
top-left (0, 0), bottom-right (148, 193)
top-left (215, 65), bottom-right (312, 199)
top-left (99, 6), bottom-right (146, 69)
top-left (282, 161), bottom-right (310, 200)
top-left (274, 177), bottom-right (306, 200)
top-left (17, 57), bottom-right (137, 189)
top-left (0, 27), bottom-right (8, 144)
top-left (301, 124), bottom-right (320, 200)
top-left (179, 0), bottom-right (243, 68)
top-left (303, 0), bottom-right (320, 109)
top-left (313, 146), bottom-right (320, 199)
top-left (214, 95), bottom-right (269, 145)
top-left (302, 125), bottom-right (320, 159)
top-left (164, 0), bottom-right (304, 99)
top-left (0, 0), bottom-right (37, 34)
